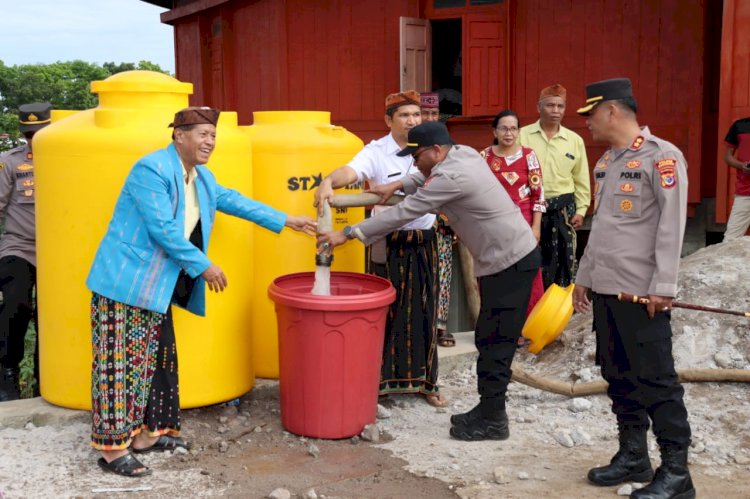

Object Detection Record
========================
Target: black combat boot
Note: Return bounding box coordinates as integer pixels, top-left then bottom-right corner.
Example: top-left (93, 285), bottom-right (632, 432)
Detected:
top-left (450, 403), bottom-right (482, 426)
top-left (630, 447), bottom-right (695, 499)
top-left (449, 404), bottom-right (509, 441)
top-left (588, 429), bottom-right (654, 486)
top-left (0, 366), bottom-right (20, 402)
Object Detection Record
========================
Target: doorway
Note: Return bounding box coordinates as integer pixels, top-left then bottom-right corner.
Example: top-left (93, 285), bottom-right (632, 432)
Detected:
top-left (431, 19), bottom-right (462, 117)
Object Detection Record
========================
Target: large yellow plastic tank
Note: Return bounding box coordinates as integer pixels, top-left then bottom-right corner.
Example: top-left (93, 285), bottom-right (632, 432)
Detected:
top-left (243, 112), bottom-right (364, 378)
top-left (34, 70), bottom-right (257, 409)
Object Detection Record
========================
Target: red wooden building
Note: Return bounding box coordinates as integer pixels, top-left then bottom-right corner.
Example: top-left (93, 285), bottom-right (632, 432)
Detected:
top-left (143, 0), bottom-right (749, 229)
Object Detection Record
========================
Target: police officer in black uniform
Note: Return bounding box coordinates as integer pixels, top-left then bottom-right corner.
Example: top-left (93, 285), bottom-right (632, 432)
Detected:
top-left (0, 102), bottom-right (51, 401)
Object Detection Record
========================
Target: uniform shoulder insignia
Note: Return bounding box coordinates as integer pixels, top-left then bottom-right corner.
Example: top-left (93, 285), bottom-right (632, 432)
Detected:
top-left (655, 159), bottom-right (677, 189)
top-left (630, 136), bottom-right (645, 150)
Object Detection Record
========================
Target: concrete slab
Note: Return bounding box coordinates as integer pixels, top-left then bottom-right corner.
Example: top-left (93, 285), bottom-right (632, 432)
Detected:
top-left (0, 331), bottom-right (480, 429)
top-left (437, 330), bottom-right (477, 375)
top-left (0, 397), bottom-right (88, 429)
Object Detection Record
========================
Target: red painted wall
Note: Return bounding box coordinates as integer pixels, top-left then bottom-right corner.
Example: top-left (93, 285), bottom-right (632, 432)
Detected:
top-left (510, 0), bottom-right (705, 207)
top-left (162, 0), bottom-right (721, 211)
top-left (168, 0), bottom-right (419, 145)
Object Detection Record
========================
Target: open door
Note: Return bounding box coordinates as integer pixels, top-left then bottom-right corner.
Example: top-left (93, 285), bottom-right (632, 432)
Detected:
top-left (462, 13), bottom-right (506, 116)
top-left (400, 17), bottom-right (432, 92)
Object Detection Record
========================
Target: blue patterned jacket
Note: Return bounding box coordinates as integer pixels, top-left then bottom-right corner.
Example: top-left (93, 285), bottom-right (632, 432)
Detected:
top-left (87, 143), bottom-right (286, 316)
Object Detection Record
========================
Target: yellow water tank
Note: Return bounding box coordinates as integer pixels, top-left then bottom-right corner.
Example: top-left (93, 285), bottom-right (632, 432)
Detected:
top-left (243, 112), bottom-right (364, 378)
top-left (34, 70), bottom-right (257, 409)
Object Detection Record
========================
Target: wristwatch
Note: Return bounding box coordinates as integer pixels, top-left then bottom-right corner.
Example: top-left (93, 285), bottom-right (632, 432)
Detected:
top-left (343, 225), bottom-right (356, 240)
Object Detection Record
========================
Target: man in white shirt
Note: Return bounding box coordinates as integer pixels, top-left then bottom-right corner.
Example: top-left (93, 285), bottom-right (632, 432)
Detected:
top-left (314, 91), bottom-right (446, 407)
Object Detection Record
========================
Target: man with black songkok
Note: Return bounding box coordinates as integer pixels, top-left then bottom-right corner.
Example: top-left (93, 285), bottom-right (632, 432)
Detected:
top-left (87, 106), bottom-right (316, 477)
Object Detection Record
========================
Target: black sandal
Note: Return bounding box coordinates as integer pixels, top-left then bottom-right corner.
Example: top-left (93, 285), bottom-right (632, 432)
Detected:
top-left (437, 330), bottom-right (456, 347)
top-left (132, 435), bottom-right (191, 454)
top-left (97, 453), bottom-right (152, 477)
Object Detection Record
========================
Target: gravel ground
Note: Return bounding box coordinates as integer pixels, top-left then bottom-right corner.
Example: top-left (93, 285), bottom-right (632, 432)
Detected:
top-left (1, 239), bottom-right (749, 498)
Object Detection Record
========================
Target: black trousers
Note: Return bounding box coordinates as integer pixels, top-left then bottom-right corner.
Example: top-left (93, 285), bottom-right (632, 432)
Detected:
top-left (0, 255), bottom-right (37, 371)
top-left (592, 293), bottom-right (691, 449)
top-left (474, 248), bottom-right (540, 412)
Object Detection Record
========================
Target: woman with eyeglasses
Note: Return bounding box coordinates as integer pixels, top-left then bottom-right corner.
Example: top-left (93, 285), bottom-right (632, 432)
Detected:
top-left (480, 109), bottom-right (546, 316)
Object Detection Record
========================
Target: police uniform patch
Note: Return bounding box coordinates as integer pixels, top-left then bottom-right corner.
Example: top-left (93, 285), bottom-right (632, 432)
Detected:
top-left (529, 173), bottom-right (541, 186)
top-left (630, 136), bottom-right (644, 150)
top-left (626, 160), bottom-right (641, 169)
top-left (620, 199), bottom-right (633, 212)
top-left (620, 182), bottom-right (634, 193)
top-left (656, 159), bottom-right (677, 189)
top-left (501, 171), bottom-right (519, 185)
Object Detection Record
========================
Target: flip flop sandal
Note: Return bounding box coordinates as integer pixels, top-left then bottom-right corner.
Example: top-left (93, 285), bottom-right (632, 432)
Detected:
top-left (132, 435), bottom-right (191, 454)
top-left (437, 331), bottom-right (456, 348)
top-left (97, 453), bottom-right (152, 477)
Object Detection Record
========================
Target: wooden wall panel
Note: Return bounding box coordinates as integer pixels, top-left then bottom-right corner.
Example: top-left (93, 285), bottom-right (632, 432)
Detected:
top-left (228, 0), bottom-right (287, 124)
top-left (281, 0), bottom-right (419, 142)
top-left (511, 0), bottom-right (705, 207)
top-left (174, 19), bottom-right (207, 105)
top-left (716, 0), bottom-right (750, 222)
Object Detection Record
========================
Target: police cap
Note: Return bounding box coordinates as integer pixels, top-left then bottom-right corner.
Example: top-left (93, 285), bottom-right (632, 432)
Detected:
top-left (576, 78), bottom-right (634, 116)
top-left (18, 102), bottom-right (52, 133)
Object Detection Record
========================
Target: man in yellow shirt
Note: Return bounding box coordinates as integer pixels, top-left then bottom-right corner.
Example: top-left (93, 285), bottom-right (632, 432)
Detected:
top-left (520, 84), bottom-right (590, 289)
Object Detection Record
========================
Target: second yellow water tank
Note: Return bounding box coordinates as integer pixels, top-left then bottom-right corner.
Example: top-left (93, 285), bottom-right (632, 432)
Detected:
top-left (243, 112), bottom-right (364, 378)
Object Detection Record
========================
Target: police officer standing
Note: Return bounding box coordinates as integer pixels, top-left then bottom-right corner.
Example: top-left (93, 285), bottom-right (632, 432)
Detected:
top-left (0, 102), bottom-right (51, 401)
top-left (573, 79), bottom-right (694, 499)
top-left (317, 122), bottom-right (541, 441)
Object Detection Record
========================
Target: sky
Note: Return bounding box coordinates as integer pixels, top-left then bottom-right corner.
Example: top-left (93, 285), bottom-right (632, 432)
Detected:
top-left (0, 0), bottom-right (175, 73)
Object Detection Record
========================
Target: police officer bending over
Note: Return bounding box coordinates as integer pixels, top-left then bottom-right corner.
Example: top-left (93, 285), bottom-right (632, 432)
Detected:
top-left (0, 102), bottom-right (51, 401)
top-left (318, 122), bottom-right (541, 442)
top-left (573, 79), bottom-right (694, 499)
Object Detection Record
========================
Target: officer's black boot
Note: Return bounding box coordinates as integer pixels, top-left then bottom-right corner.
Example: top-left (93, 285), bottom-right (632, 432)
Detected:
top-left (0, 366), bottom-right (20, 402)
top-left (588, 429), bottom-right (654, 486)
top-left (450, 403), bottom-right (482, 426)
top-left (449, 399), bottom-right (509, 441)
top-left (630, 447), bottom-right (695, 499)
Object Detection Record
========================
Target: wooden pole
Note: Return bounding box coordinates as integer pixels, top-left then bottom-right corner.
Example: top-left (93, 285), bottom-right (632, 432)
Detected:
top-left (618, 292), bottom-right (750, 318)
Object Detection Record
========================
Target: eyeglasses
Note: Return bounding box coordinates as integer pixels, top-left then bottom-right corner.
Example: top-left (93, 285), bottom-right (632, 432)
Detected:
top-left (412, 147), bottom-right (429, 161)
top-left (496, 126), bottom-right (519, 134)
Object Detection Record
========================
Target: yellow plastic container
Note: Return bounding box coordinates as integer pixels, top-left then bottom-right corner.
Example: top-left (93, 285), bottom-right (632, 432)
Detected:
top-left (243, 112), bottom-right (364, 378)
top-left (522, 284), bottom-right (575, 354)
top-left (34, 70), bottom-right (256, 409)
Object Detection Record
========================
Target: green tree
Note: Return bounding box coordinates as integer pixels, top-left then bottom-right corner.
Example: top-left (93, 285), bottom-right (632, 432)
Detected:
top-left (0, 59), bottom-right (169, 152)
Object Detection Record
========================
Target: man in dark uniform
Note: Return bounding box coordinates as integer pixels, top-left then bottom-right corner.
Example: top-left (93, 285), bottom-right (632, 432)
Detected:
top-left (573, 79), bottom-right (695, 499)
top-left (0, 102), bottom-right (51, 401)
top-left (317, 122), bottom-right (541, 441)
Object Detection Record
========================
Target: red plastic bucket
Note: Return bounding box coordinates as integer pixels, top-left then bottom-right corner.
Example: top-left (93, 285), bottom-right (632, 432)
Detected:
top-left (268, 271), bottom-right (396, 439)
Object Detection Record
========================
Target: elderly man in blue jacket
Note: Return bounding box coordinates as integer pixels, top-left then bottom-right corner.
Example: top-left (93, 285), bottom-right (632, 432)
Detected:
top-left (86, 107), bottom-right (316, 478)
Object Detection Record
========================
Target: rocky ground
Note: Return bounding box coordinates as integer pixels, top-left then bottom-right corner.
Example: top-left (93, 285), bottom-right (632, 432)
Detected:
top-left (1, 239), bottom-right (749, 498)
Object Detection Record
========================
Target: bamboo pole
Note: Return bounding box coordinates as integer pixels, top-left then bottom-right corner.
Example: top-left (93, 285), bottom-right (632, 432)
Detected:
top-left (511, 365), bottom-right (750, 397)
